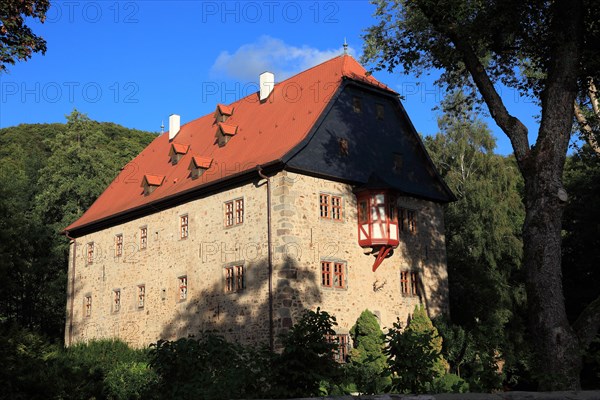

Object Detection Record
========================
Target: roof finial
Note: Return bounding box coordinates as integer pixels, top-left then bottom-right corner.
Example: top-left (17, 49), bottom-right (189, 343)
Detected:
top-left (343, 38), bottom-right (348, 55)
top-left (160, 120), bottom-right (164, 134)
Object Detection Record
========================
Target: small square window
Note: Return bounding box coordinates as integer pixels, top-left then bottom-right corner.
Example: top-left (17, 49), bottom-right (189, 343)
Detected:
top-left (113, 290), bottom-right (121, 312)
top-left (137, 285), bottom-right (145, 308)
top-left (140, 227), bottom-right (147, 249)
top-left (338, 138), bottom-right (349, 156)
top-left (115, 234), bottom-right (123, 257)
top-left (84, 296), bottom-right (92, 317)
top-left (179, 276), bottom-right (188, 301)
top-left (180, 215), bottom-right (189, 239)
top-left (87, 242), bottom-right (94, 264)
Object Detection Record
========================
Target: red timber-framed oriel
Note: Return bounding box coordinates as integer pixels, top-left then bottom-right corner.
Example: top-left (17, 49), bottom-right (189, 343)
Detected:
top-left (355, 189), bottom-right (399, 271)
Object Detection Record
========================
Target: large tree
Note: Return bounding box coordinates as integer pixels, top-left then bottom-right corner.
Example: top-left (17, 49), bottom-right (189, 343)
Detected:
top-left (363, 0), bottom-right (600, 390)
top-left (0, 0), bottom-right (49, 72)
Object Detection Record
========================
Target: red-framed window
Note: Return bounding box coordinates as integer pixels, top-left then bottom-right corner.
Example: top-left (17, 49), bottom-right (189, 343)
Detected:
top-left (320, 194), bottom-right (343, 221)
top-left (225, 199), bottom-right (244, 227)
top-left (400, 271), bottom-right (409, 294)
top-left (140, 227), bottom-right (147, 249)
top-left (401, 270), bottom-right (420, 296)
top-left (225, 265), bottom-right (245, 293)
top-left (179, 276), bottom-right (188, 300)
top-left (321, 261), bottom-right (346, 289)
top-left (235, 199), bottom-right (244, 224)
top-left (326, 334), bottom-right (350, 363)
top-left (115, 234), bottom-right (123, 257)
top-left (180, 215), bottom-right (189, 239)
top-left (87, 242), bottom-right (94, 264)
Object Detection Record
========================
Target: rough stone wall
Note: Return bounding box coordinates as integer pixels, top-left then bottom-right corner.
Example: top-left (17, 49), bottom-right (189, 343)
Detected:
top-left (65, 170), bottom-right (449, 348)
top-left (270, 171), bottom-right (449, 340)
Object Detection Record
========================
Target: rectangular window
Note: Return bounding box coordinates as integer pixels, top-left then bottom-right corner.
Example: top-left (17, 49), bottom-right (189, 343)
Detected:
top-left (115, 234), bottom-right (123, 257)
top-left (320, 194), bottom-right (330, 218)
top-left (84, 296), bottom-right (92, 317)
top-left (113, 289), bottom-right (121, 312)
top-left (321, 261), bottom-right (346, 289)
top-left (326, 334), bottom-right (350, 363)
top-left (140, 227), bottom-right (147, 250)
top-left (358, 200), bottom-right (368, 223)
top-left (400, 271), bottom-right (409, 294)
top-left (352, 97), bottom-right (362, 113)
top-left (87, 242), bottom-right (94, 264)
top-left (180, 215), bottom-right (189, 239)
top-left (333, 262), bottom-right (345, 289)
top-left (225, 201), bottom-right (234, 227)
top-left (320, 194), bottom-right (342, 221)
top-left (138, 285), bottom-right (145, 308)
top-left (401, 270), bottom-right (419, 296)
top-left (179, 276), bottom-right (187, 301)
top-left (400, 208), bottom-right (417, 234)
top-left (376, 103), bottom-right (385, 120)
top-left (235, 199), bottom-right (244, 224)
top-left (225, 265), bottom-right (245, 293)
top-left (321, 261), bottom-right (332, 287)
top-left (225, 199), bottom-right (244, 227)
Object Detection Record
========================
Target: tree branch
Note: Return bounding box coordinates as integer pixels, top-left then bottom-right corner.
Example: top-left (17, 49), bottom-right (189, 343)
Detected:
top-left (589, 79), bottom-right (600, 116)
top-left (574, 101), bottom-right (600, 153)
top-left (573, 294), bottom-right (600, 350)
top-left (414, 4), bottom-right (530, 171)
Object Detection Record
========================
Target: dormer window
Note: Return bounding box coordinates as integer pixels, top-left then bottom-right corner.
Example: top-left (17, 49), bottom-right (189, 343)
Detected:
top-left (169, 143), bottom-right (189, 165)
top-left (141, 174), bottom-right (165, 196)
top-left (216, 122), bottom-right (238, 147)
top-left (188, 156), bottom-right (213, 179)
top-left (214, 104), bottom-right (233, 123)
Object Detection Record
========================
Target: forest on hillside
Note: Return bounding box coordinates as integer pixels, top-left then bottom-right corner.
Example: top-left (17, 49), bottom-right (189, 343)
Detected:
top-left (0, 103), bottom-right (598, 397)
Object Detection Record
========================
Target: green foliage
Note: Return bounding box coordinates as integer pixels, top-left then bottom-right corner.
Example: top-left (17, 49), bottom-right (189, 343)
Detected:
top-left (347, 310), bottom-right (391, 394)
top-left (428, 373), bottom-right (469, 394)
top-left (149, 333), bottom-right (273, 400)
top-left (0, 0), bottom-right (50, 72)
top-left (385, 305), bottom-right (447, 394)
top-left (562, 147), bottom-right (600, 389)
top-left (423, 92), bottom-right (528, 391)
top-left (272, 308), bottom-right (341, 398)
top-left (0, 111), bottom-right (155, 339)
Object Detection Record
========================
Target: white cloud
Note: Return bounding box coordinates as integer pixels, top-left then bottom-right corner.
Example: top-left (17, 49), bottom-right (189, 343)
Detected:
top-left (210, 35), bottom-right (357, 82)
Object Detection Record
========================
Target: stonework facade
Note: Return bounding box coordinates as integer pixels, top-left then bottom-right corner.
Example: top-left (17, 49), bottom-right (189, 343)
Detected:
top-left (64, 55), bottom-right (454, 350)
top-left (66, 170), bottom-right (448, 348)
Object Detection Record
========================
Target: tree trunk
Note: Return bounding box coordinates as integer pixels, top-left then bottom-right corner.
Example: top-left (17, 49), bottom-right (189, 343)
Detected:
top-left (522, 162), bottom-right (581, 390)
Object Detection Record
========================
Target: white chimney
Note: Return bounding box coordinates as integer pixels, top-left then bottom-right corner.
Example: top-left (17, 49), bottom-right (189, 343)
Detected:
top-left (259, 71), bottom-right (275, 102)
top-left (169, 114), bottom-right (180, 141)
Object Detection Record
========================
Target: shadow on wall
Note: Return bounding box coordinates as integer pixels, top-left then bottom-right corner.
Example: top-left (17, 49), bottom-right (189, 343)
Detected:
top-left (159, 255), bottom-right (322, 348)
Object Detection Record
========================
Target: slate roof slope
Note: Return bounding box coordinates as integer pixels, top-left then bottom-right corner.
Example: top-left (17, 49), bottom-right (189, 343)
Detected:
top-left (65, 55), bottom-right (391, 234)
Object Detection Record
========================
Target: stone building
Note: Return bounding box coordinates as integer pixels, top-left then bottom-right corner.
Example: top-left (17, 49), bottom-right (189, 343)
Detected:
top-left (64, 55), bottom-right (455, 352)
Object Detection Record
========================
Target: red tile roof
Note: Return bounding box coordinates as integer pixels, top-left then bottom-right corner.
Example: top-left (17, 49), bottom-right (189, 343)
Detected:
top-left (218, 122), bottom-right (238, 136)
top-left (216, 104), bottom-right (233, 116)
top-left (189, 156), bottom-right (213, 169)
top-left (142, 174), bottom-right (165, 187)
top-left (170, 142), bottom-right (189, 155)
top-left (65, 55), bottom-right (393, 233)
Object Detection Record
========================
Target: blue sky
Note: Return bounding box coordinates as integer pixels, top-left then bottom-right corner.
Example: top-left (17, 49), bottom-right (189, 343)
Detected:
top-left (0, 1), bottom-right (542, 155)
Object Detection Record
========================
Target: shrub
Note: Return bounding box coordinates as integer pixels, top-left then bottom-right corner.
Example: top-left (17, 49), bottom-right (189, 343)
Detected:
top-left (347, 310), bottom-right (391, 394)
